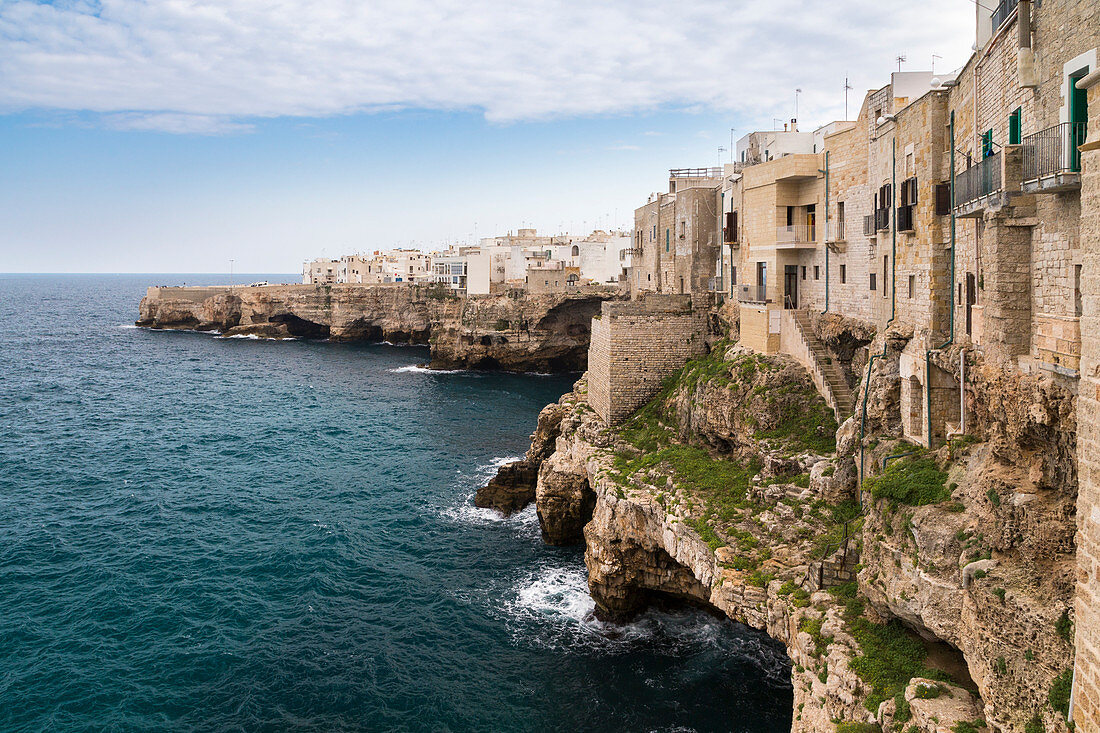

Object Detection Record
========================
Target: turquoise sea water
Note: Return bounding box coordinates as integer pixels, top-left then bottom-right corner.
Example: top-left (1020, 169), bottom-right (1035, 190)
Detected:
top-left (0, 274), bottom-right (791, 732)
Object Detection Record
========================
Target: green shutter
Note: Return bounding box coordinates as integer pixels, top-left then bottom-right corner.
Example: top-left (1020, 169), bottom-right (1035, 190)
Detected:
top-left (982, 129), bottom-right (994, 159)
top-left (665, 229), bottom-right (669, 252)
top-left (1009, 109), bottom-right (1021, 145)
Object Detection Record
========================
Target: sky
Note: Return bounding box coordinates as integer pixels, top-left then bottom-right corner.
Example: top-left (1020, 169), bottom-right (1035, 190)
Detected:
top-left (0, 0), bottom-right (975, 274)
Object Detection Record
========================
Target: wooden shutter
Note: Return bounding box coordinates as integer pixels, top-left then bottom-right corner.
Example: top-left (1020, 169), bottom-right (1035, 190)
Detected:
top-left (934, 183), bottom-right (950, 215)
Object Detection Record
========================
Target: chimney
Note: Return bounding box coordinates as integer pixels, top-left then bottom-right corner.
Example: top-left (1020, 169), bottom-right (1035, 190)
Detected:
top-left (791, 118), bottom-right (798, 132)
top-left (784, 122), bottom-right (789, 132)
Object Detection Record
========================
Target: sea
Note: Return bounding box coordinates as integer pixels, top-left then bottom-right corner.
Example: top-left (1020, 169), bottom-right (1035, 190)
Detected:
top-left (0, 274), bottom-right (792, 732)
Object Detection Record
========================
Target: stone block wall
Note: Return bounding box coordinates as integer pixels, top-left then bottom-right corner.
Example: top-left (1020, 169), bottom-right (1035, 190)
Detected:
top-left (1073, 75), bottom-right (1100, 730)
top-left (587, 295), bottom-right (710, 425)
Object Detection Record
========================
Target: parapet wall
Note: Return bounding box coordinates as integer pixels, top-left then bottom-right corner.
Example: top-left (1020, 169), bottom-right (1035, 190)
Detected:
top-left (588, 294), bottom-right (710, 424)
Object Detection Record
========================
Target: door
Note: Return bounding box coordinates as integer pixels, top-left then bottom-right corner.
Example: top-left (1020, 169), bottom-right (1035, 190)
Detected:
top-left (966, 273), bottom-right (976, 336)
top-left (784, 265), bottom-right (798, 309)
top-left (1070, 69), bottom-right (1089, 172)
top-left (806, 205), bottom-right (816, 242)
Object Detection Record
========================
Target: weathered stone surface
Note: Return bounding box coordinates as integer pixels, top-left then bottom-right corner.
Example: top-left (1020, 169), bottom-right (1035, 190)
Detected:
top-left (137, 283), bottom-right (623, 372)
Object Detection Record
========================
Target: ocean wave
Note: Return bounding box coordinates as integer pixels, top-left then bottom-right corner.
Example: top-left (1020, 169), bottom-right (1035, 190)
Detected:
top-left (388, 364), bottom-right (464, 374)
top-left (213, 334), bottom-right (297, 341)
top-left (116, 324), bottom-right (141, 329)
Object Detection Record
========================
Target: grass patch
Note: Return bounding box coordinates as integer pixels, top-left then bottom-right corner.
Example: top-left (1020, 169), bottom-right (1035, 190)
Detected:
top-left (834, 724), bottom-right (882, 733)
top-left (1056, 609), bottom-right (1073, 643)
top-left (865, 457), bottom-right (950, 506)
top-left (799, 616), bottom-right (834, 658)
top-left (848, 617), bottom-right (950, 712)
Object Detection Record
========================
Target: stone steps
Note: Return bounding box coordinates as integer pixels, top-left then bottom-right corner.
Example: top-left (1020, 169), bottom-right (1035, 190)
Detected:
top-left (789, 310), bottom-right (855, 419)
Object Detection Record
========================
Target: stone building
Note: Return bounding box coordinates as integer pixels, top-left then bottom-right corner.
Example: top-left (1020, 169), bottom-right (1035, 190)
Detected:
top-left (630, 168), bottom-right (722, 297)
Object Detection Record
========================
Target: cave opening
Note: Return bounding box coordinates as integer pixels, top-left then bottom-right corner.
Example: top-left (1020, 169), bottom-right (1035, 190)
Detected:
top-left (269, 313), bottom-right (330, 339)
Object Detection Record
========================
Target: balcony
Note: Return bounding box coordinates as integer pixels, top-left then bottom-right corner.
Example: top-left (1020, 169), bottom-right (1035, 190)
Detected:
top-left (669, 167), bottom-right (723, 178)
top-left (954, 152), bottom-right (1002, 217)
top-left (737, 284), bottom-right (768, 303)
top-left (1022, 122), bottom-right (1085, 193)
top-left (776, 224), bottom-right (817, 249)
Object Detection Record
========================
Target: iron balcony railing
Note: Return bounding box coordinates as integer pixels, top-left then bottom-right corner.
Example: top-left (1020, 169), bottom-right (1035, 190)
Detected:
top-left (737, 284), bottom-right (768, 303)
top-left (954, 152), bottom-right (1002, 207)
top-left (669, 167), bottom-right (723, 178)
top-left (776, 224), bottom-right (816, 244)
top-left (1022, 122), bottom-right (1087, 181)
top-left (991, 0), bottom-right (1019, 30)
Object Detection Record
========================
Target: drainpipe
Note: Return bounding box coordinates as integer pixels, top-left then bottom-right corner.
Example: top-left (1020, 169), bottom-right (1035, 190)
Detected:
top-left (857, 140), bottom-right (900, 495)
top-left (925, 112), bottom-right (958, 447)
top-left (821, 151), bottom-right (831, 313)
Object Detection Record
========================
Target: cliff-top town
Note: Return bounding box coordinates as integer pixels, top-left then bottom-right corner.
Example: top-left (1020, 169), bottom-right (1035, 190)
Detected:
top-left (134, 1), bottom-right (1100, 731)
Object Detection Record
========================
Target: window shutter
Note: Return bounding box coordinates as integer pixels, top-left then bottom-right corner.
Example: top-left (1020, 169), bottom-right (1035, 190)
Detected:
top-left (934, 183), bottom-right (950, 215)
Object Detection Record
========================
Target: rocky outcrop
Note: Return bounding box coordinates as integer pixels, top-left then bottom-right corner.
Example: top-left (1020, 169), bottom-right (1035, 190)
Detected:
top-left (475, 401), bottom-right (567, 514)
top-left (137, 283), bottom-right (623, 372)
top-left (510, 334), bottom-right (1081, 732)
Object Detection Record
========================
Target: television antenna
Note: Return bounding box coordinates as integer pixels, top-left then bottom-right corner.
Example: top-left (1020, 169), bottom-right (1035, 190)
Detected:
top-left (844, 77), bottom-right (853, 119)
top-left (932, 53), bottom-right (942, 74)
top-left (896, 54), bottom-right (907, 72)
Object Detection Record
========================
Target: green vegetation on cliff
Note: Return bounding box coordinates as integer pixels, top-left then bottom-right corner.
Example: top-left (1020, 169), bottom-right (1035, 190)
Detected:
top-left (865, 456), bottom-right (950, 506)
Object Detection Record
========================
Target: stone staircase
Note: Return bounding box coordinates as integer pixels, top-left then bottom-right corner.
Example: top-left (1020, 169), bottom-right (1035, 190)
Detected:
top-left (789, 310), bottom-right (855, 420)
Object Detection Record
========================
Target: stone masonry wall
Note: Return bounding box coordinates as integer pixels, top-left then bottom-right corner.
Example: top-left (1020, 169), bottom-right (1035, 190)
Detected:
top-left (587, 295), bottom-right (710, 425)
top-left (1072, 76), bottom-right (1100, 730)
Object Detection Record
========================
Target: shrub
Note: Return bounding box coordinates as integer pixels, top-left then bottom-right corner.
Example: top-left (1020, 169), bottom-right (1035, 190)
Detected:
top-left (993, 587), bottom-right (1006, 602)
top-left (893, 692), bottom-right (912, 724)
top-left (953, 722), bottom-right (986, 733)
top-left (848, 617), bottom-right (949, 711)
top-left (1049, 668), bottom-right (1073, 718)
top-left (994, 657), bottom-right (1008, 676)
top-left (986, 488), bottom-right (1001, 508)
top-left (778, 580), bottom-right (799, 596)
top-left (1056, 609), bottom-right (1073, 643)
top-left (914, 682), bottom-right (947, 699)
top-left (865, 457), bottom-right (950, 506)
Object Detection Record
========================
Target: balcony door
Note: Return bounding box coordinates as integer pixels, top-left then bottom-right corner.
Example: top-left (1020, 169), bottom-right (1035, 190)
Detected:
top-left (806, 205), bottom-right (816, 242)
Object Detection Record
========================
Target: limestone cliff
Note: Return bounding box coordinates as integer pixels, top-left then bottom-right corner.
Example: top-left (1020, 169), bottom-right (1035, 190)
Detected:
top-left (496, 328), bottom-right (1079, 733)
top-left (137, 283), bottom-right (621, 372)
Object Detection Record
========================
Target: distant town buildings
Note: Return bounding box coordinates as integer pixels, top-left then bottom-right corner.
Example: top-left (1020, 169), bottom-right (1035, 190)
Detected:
top-left (302, 229), bottom-right (631, 294)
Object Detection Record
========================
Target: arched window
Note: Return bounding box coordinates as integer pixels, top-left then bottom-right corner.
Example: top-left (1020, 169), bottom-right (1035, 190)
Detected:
top-left (571, 245), bottom-right (579, 257)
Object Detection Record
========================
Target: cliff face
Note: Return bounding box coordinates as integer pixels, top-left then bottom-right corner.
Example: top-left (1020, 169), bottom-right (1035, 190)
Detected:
top-left (137, 284), bottom-right (621, 372)
top-left (493, 326), bottom-right (1079, 733)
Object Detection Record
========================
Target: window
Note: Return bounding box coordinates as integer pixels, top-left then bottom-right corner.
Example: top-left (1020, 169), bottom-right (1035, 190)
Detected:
top-left (908, 275), bottom-right (915, 299)
top-left (679, 221), bottom-right (686, 238)
top-left (801, 266), bottom-right (806, 280)
top-left (665, 229), bottom-right (670, 252)
top-left (731, 267), bottom-right (737, 285)
top-left (837, 202), bottom-right (845, 240)
top-left (883, 255), bottom-right (889, 298)
top-left (814, 266), bottom-right (820, 280)
top-left (1009, 108), bottom-right (1022, 145)
top-left (840, 264), bottom-right (847, 284)
top-left (981, 129), bottom-right (994, 159)
top-left (571, 245), bottom-right (579, 257)
top-left (870, 273), bottom-right (877, 291)
top-left (958, 282), bottom-right (962, 305)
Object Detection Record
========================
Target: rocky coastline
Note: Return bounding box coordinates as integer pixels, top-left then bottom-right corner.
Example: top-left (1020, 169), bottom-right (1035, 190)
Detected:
top-left (478, 316), bottom-right (1077, 733)
top-left (136, 283), bottom-right (623, 372)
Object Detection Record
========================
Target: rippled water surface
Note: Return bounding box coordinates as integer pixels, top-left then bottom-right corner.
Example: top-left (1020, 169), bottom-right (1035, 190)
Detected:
top-left (0, 275), bottom-right (792, 732)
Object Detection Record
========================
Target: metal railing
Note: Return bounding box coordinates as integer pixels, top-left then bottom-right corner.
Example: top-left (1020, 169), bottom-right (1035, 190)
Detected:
top-left (991, 0), bottom-right (1019, 30)
top-left (1022, 122), bottom-right (1087, 181)
top-left (669, 167), bottom-right (723, 178)
top-left (954, 152), bottom-right (1002, 206)
top-left (776, 224), bottom-right (816, 244)
top-left (835, 220), bottom-right (846, 241)
top-left (737, 284), bottom-right (768, 303)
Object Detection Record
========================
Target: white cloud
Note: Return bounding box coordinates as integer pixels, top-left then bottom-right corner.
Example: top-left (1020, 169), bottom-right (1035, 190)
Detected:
top-left (0, 0), bottom-right (975, 133)
top-left (103, 112), bottom-right (254, 134)
top-left (607, 143), bottom-right (640, 151)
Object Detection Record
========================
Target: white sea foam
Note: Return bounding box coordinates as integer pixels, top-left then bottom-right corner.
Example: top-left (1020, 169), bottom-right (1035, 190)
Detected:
top-left (213, 333), bottom-right (296, 341)
top-left (436, 455), bottom-right (530, 526)
top-left (117, 324), bottom-right (141, 329)
top-left (389, 364), bottom-right (464, 374)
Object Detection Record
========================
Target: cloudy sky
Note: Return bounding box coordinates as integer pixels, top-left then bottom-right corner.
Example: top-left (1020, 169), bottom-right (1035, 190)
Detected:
top-left (1, 0), bottom-right (974, 274)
